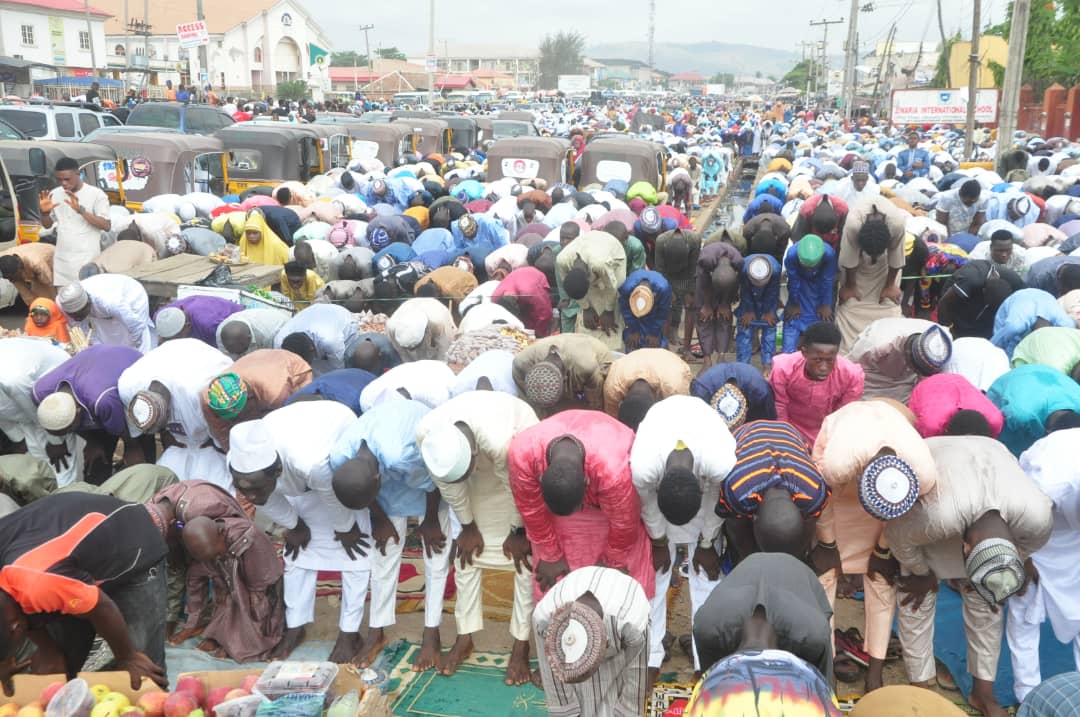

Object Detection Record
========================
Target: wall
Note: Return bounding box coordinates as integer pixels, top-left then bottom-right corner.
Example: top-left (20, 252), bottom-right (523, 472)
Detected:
top-left (0, 6), bottom-right (107, 71)
top-left (948, 35), bottom-right (1007, 90)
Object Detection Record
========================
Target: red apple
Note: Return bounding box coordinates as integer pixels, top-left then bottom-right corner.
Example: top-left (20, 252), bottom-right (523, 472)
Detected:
top-left (239, 677), bottom-right (258, 694)
top-left (39, 683), bottom-right (65, 709)
top-left (137, 693), bottom-right (168, 717)
top-left (175, 679), bottom-right (205, 708)
top-left (204, 689), bottom-right (231, 715)
top-left (164, 692), bottom-right (198, 717)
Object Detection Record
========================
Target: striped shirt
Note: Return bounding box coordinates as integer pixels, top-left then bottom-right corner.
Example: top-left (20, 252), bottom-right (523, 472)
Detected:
top-left (717, 420), bottom-right (829, 519)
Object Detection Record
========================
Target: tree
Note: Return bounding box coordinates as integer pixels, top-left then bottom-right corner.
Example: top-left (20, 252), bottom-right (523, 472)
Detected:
top-left (538, 30), bottom-right (586, 89)
top-left (710, 72), bottom-right (735, 86)
top-left (375, 46), bottom-right (407, 61)
top-left (781, 60), bottom-right (812, 89)
top-left (276, 80), bottom-right (308, 101)
top-left (330, 47), bottom-right (407, 68)
top-left (991, 0), bottom-right (1080, 94)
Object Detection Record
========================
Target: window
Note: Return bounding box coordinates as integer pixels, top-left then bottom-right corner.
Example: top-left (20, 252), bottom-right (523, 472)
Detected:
top-left (20, 25), bottom-right (34, 46)
top-left (253, 47), bottom-right (262, 63)
top-left (127, 103), bottom-right (181, 129)
top-left (0, 109), bottom-right (46, 137)
top-left (55, 113), bottom-right (75, 138)
top-left (114, 44), bottom-right (126, 56)
top-left (78, 113), bottom-right (99, 136)
top-left (184, 108), bottom-right (215, 134)
top-left (134, 47), bottom-right (144, 56)
top-left (79, 31), bottom-right (90, 51)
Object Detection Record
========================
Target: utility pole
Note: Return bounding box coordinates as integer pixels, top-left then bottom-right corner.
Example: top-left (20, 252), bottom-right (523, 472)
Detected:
top-left (196, 0), bottom-right (206, 90)
top-left (810, 18), bottom-right (844, 106)
top-left (842, 0), bottom-right (861, 119)
top-left (427, 0), bottom-right (435, 107)
top-left (800, 40), bottom-right (816, 102)
top-left (964, 0), bottom-right (981, 160)
top-left (84, 0), bottom-right (98, 77)
top-left (996, 0), bottom-right (1030, 171)
top-left (358, 24), bottom-right (373, 95)
top-left (936, 0), bottom-right (950, 85)
top-left (647, 0), bottom-right (656, 75)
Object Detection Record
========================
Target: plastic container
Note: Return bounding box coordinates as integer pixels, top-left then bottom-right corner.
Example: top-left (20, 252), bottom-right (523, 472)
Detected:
top-left (252, 662), bottom-right (339, 701)
top-left (212, 695), bottom-right (266, 717)
top-left (44, 679), bottom-right (95, 717)
top-left (254, 693), bottom-right (324, 717)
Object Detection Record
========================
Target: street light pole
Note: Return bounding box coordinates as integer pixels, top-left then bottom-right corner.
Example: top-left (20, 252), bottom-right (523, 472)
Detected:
top-left (427, 0), bottom-right (435, 107)
top-left (995, 0), bottom-right (1031, 171)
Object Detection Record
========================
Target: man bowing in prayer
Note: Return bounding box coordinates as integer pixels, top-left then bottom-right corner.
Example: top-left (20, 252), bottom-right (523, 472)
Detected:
top-left (846, 318), bottom-right (952, 404)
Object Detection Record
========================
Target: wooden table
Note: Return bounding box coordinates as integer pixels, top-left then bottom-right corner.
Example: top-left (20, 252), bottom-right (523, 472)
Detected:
top-left (121, 254), bottom-right (281, 300)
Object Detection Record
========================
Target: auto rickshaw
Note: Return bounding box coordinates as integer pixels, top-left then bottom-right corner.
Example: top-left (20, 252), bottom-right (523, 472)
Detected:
top-left (390, 110), bottom-right (436, 121)
top-left (91, 132), bottom-right (226, 210)
top-left (485, 137), bottom-right (574, 186)
top-left (215, 124), bottom-right (325, 195)
top-left (0, 140), bottom-right (121, 244)
top-left (293, 123), bottom-right (353, 170)
top-left (577, 137), bottom-right (667, 191)
top-left (439, 116), bottom-right (480, 151)
top-left (498, 110), bottom-right (537, 124)
top-left (390, 117), bottom-right (452, 155)
top-left (344, 123), bottom-right (412, 167)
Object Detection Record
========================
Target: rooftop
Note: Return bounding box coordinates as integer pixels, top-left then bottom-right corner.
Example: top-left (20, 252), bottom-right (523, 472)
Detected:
top-left (669, 71), bottom-right (706, 82)
top-left (1, 0), bottom-right (109, 17)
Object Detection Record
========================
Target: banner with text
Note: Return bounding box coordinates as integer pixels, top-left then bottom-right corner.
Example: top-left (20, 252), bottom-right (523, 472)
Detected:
top-left (890, 88), bottom-right (999, 125)
top-left (176, 20), bottom-right (209, 49)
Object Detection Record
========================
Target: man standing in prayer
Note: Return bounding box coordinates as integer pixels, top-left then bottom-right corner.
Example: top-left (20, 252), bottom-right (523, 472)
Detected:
top-left (782, 234), bottom-right (836, 353)
top-left (532, 566), bottom-right (649, 717)
top-left (228, 401), bottom-right (369, 663)
top-left (602, 348), bottom-right (692, 431)
top-left (512, 335), bottom-right (614, 416)
top-left (886, 436), bottom-right (1051, 717)
top-left (556, 230), bottom-right (627, 351)
top-left (811, 400), bottom-right (938, 693)
top-left (40, 157), bottom-right (111, 287)
top-left (769, 321), bottom-right (864, 445)
top-left (415, 391), bottom-right (539, 684)
top-left (328, 399), bottom-right (451, 672)
top-left (694, 242), bottom-right (742, 368)
top-left (508, 410), bottom-right (653, 601)
top-left (630, 395), bottom-right (736, 684)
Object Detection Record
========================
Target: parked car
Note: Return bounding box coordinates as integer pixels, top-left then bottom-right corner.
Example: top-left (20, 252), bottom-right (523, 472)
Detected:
top-left (126, 102), bottom-right (236, 134)
top-left (0, 117), bottom-right (28, 140)
top-left (0, 103), bottom-right (122, 141)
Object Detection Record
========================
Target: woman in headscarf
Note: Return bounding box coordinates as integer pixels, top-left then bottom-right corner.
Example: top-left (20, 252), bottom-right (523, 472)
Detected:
top-left (239, 210), bottom-right (290, 266)
top-left (210, 211), bottom-right (246, 242)
top-left (24, 298), bottom-right (70, 344)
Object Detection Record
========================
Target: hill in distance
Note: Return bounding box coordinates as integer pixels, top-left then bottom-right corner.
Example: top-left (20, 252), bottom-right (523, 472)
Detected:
top-left (587, 40), bottom-right (804, 79)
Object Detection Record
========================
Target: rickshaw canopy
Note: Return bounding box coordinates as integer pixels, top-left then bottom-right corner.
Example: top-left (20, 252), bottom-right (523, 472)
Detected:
top-left (578, 137), bottom-right (667, 190)
top-left (486, 137), bottom-right (574, 185)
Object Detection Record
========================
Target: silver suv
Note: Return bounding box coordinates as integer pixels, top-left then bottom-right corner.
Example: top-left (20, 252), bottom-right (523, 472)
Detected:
top-left (0, 103), bottom-right (122, 141)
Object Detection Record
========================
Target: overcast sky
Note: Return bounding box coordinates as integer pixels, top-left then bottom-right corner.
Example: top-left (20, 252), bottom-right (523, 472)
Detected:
top-left (303, 0), bottom-right (1008, 59)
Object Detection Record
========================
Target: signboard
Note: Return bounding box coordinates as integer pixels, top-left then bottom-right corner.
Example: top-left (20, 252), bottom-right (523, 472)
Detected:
top-left (826, 69), bottom-right (843, 97)
top-left (176, 20), bottom-right (209, 49)
top-left (425, 55), bottom-right (437, 73)
top-left (199, 71), bottom-right (208, 83)
top-left (557, 74), bottom-right (590, 94)
top-left (705, 83), bottom-right (726, 96)
top-left (890, 88), bottom-right (999, 125)
top-left (500, 157), bottom-right (539, 180)
top-left (48, 17), bottom-right (65, 64)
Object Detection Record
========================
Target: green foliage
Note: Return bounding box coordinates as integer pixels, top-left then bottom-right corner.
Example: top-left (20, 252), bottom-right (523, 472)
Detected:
top-left (276, 80), bottom-right (308, 101)
top-left (538, 31), bottom-right (586, 90)
top-left (996, 0), bottom-right (1080, 92)
top-left (330, 47), bottom-right (407, 68)
top-left (933, 32), bottom-right (960, 87)
top-left (988, 59), bottom-right (1006, 88)
top-left (781, 60), bottom-right (812, 89)
top-left (710, 72), bottom-right (735, 86)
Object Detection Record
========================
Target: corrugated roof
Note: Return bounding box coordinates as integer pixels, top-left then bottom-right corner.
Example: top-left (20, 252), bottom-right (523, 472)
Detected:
top-left (91, 0), bottom-right (322, 38)
top-left (669, 72), bottom-right (705, 81)
top-left (1, 0), bottom-right (109, 16)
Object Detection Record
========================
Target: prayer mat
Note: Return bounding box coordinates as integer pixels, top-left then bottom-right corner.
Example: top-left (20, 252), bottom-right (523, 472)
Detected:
top-left (387, 643), bottom-right (546, 717)
top-left (933, 582), bottom-right (1072, 707)
top-left (647, 682), bottom-right (694, 717)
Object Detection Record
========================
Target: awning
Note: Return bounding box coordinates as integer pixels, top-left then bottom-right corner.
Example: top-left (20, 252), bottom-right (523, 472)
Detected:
top-left (33, 76), bottom-right (124, 87)
top-left (0, 56), bottom-right (55, 70)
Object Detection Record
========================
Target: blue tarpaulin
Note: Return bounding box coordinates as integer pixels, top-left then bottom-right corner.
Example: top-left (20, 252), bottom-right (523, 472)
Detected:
top-left (33, 76), bottom-right (123, 87)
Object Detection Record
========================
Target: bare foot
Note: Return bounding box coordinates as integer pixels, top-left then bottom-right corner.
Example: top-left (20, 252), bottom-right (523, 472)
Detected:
top-left (969, 680), bottom-right (1009, 717)
top-left (439, 634), bottom-right (475, 676)
top-left (328, 631), bottom-right (362, 664)
top-left (354, 628), bottom-right (387, 668)
top-left (530, 669), bottom-right (544, 690)
top-left (412, 627), bottom-right (441, 672)
top-left (837, 574), bottom-right (863, 599)
top-left (168, 626), bottom-right (203, 646)
top-left (196, 638), bottom-right (220, 653)
top-left (503, 639), bottom-right (530, 685)
top-left (864, 658), bottom-right (885, 693)
top-left (271, 626), bottom-right (305, 659)
top-left (647, 667), bottom-right (660, 694)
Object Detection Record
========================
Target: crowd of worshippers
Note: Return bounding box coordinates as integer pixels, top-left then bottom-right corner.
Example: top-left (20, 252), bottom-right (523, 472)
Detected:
top-left (6, 115), bottom-right (1080, 717)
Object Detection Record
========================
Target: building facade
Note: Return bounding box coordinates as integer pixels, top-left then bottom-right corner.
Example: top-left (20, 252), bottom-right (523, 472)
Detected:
top-left (0, 0), bottom-right (109, 86)
top-left (410, 44), bottom-right (538, 90)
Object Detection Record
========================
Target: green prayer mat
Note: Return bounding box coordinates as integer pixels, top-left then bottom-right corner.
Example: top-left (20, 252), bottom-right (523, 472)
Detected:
top-left (387, 643), bottom-right (547, 717)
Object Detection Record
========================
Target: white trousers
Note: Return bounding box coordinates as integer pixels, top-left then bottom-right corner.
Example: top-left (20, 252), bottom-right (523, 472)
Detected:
top-left (283, 564), bottom-right (369, 632)
top-left (647, 541), bottom-right (721, 670)
top-left (453, 542), bottom-right (534, 642)
top-left (369, 508), bottom-right (451, 629)
top-left (1007, 597), bottom-right (1080, 702)
top-left (897, 586), bottom-right (1002, 683)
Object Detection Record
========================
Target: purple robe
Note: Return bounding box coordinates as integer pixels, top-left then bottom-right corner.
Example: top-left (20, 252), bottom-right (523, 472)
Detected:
top-left (157, 296), bottom-right (245, 346)
top-left (32, 344), bottom-right (143, 436)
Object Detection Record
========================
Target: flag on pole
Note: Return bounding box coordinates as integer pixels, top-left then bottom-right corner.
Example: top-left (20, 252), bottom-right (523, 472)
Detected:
top-left (309, 43), bottom-right (329, 67)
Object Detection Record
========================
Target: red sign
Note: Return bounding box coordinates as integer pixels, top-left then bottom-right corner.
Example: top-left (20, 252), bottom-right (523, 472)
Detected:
top-left (71, 68), bottom-right (93, 77)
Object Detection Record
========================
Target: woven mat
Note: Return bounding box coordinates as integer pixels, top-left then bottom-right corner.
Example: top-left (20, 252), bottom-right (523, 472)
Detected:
top-left (386, 643), bottom-right (545, 717)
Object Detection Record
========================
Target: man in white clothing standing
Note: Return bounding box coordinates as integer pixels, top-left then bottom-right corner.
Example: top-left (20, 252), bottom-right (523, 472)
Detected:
top-left (416, 390), bottom-right (539, 684)
top-left (629, 395), bottom-right (736, 686)
top-left (1009, 426), bottom-right (1080, 701)
top-left (40, 156), bottom-right (111, 287)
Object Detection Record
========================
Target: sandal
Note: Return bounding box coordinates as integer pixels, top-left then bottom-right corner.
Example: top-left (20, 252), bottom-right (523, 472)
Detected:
top-left (834, 655), bottom-right (863, 683)
top-left (935, 659), bottom-right (959, 692)
top-left (835, 628), bottom-right (871, 668)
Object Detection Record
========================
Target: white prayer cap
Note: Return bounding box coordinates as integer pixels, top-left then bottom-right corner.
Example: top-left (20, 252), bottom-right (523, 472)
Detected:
top-left (391, 307), bottom-right (427, 349)
top-left (37, 392), bottom-right (78, 432)
top-left (57, 281), bottom-right (90, 313)
top-left (155, 306), bottom-right (187, 340)
top-left (420, 423), bottom-right (472, 483)
top-left (227, 419), bottom-right (277, 474)
top-left (0, 279), bottom-right (15, 309)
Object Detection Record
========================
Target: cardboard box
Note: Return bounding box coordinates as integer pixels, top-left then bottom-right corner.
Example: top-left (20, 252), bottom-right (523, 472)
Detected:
top-left (7, 671), bottom-right (164, 708)
top-left (175, 669), bottom-right (389, 717)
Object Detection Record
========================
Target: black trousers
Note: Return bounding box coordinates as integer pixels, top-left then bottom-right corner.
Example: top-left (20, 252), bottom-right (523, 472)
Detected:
top-left (43, 559), bottom-right (167, 678)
